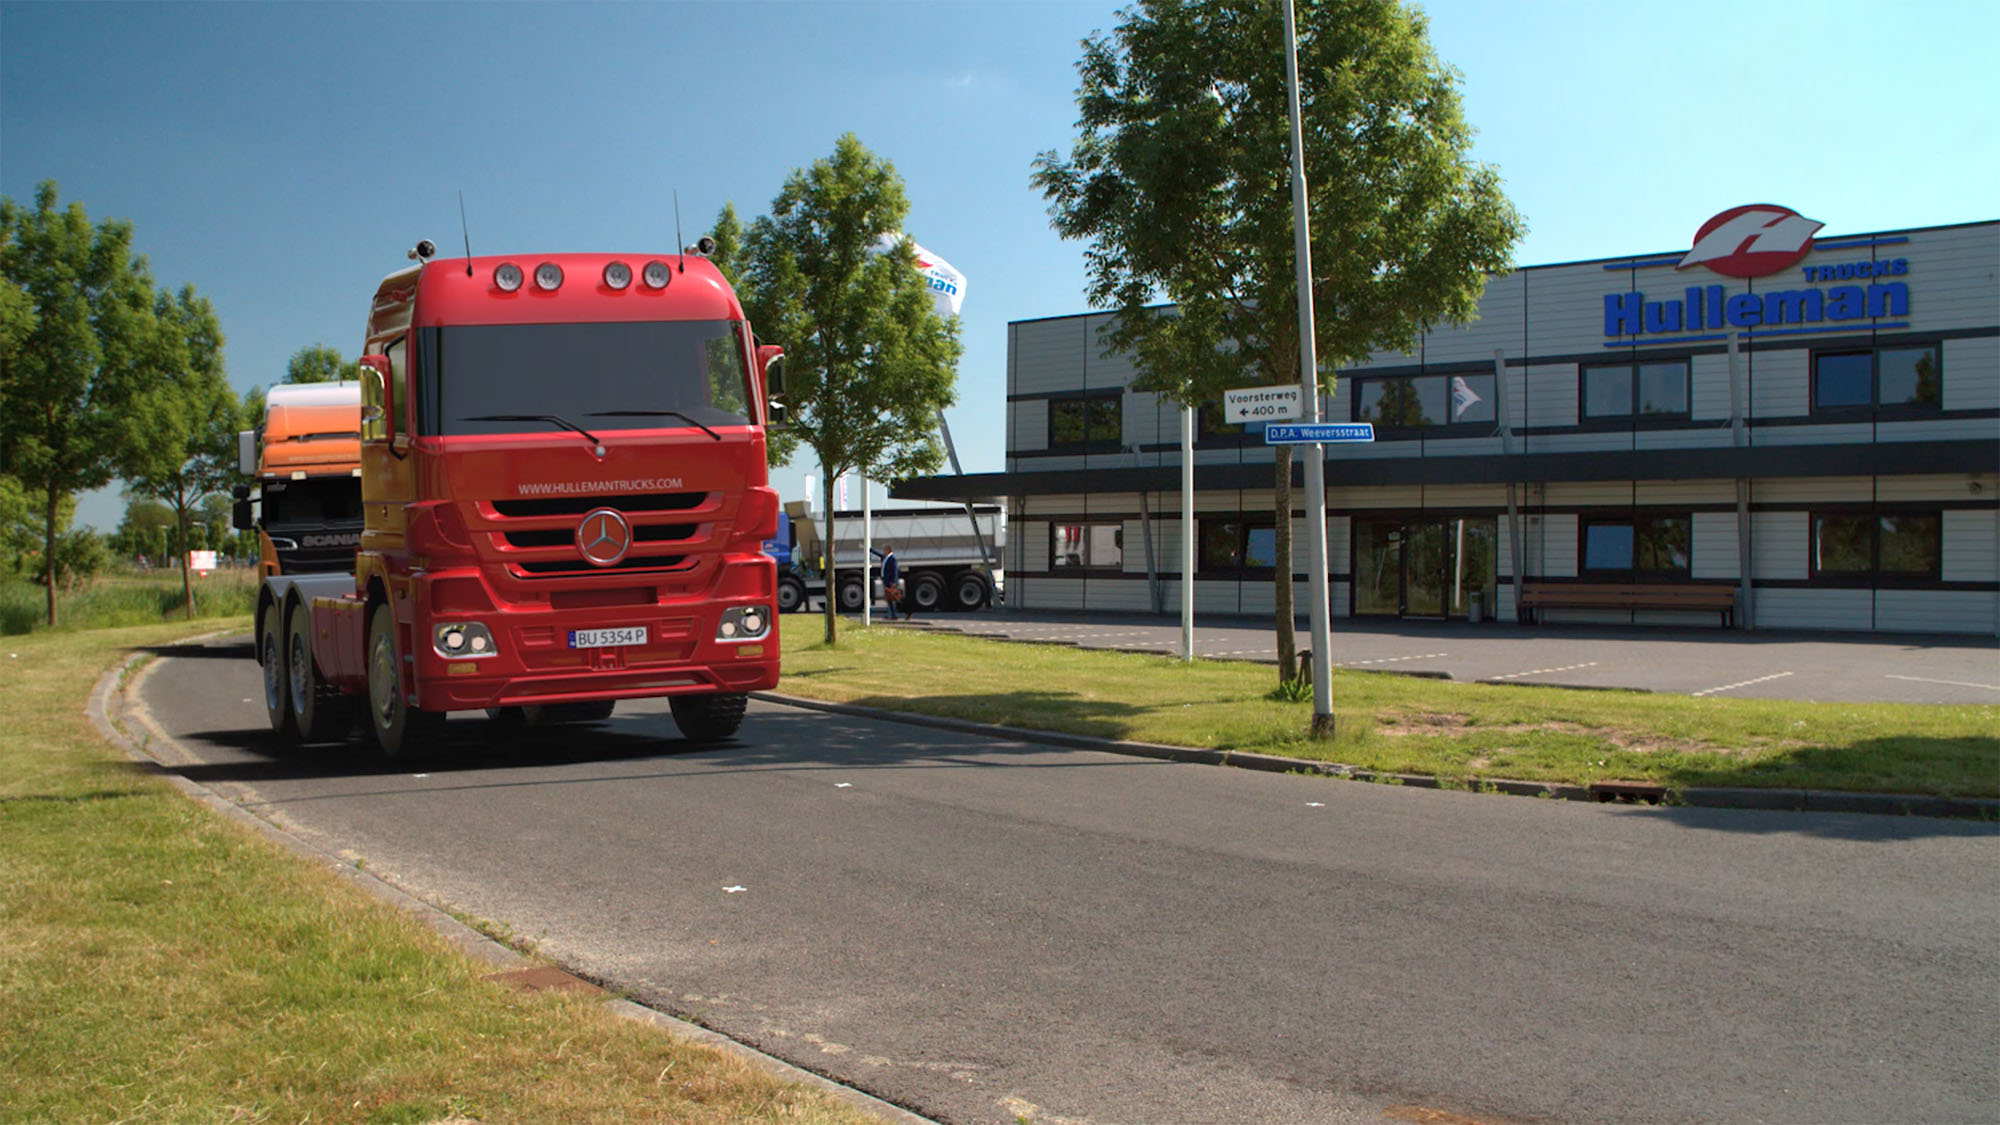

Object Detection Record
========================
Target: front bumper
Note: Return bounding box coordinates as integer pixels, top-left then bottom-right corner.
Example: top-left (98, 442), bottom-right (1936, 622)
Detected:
top-left (409, 557), bottom-right (779, 711)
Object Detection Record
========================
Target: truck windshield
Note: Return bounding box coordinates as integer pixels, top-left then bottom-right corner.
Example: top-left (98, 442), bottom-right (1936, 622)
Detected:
top-left (416, 320), bottom-right (752, 437)
top-left (261, 476), bottom-right (361, 530)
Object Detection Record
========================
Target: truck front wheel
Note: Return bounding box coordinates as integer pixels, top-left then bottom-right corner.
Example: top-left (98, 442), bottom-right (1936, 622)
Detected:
top-left (366, 602), bottom-right (444, 758)
top-left (776, 575), bottom-right (806, 613)
top-left (669, 692), bottom-right (747, 742)
top-left (288, 602), bottom-right (353, 743)
top-left (259, 600), bottom-right (295, 739)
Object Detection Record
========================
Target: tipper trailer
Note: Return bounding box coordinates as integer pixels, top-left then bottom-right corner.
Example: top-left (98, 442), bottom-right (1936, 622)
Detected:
top-left (256, 242), bottom-right (785, 756)
top-left (231, 380), bottom-right (365, 577)
top-left (768, 501), bottom-right (1004, 614)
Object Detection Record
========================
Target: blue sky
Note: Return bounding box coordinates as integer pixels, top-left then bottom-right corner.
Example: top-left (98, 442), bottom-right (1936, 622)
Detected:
top-left (4, 0), bottom-right (1995, 530)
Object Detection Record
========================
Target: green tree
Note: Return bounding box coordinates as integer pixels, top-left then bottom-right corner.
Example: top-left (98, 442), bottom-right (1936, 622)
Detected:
top-left (706, 202), bottom-right (746, 289)
top-left (284, 343), bottom-right (356, 384)
top-left (737, 134), bottom-right (962, 644)
top-left (121, 285), bottom-right (237, 616)
top-left (111, 494), bottom-right (176, 562)
top-left (1033, 0), bottom-right (1523, 680)
top-left (1, 181), bottom-right (164, 625)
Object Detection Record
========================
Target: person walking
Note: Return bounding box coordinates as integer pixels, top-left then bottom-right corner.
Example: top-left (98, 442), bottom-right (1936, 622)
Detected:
top-left (878, 544), bottom-right (907, 621)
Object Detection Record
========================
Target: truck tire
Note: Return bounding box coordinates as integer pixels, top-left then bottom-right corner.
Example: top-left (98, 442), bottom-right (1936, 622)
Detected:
top-left (287, 601), bottom-right (353, 743)
top-left (259, 599), bottom-right (296, 739)
top-left (951, 570), bottom-right (989, 612)
top-left (670, 692), bottom-right (747, 742)
top-left (909, 572), bottom-right (945, 613)
top-left (776, 575), bottom-right (806, 614)
top-left (365, 602), bottom-right (444, 758)
top-left (837, 577), bottom-right (866, 612)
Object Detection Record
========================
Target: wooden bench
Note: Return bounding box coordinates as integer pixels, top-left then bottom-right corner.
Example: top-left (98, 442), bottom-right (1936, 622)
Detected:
top-left (1519, 582), bottom-right (1737, 627)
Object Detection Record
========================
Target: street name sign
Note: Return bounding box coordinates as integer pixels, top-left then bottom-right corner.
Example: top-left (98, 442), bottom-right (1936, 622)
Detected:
top-left (1223, 385), bottom-right (1303, 424)
top-left (1264, 422), bottom-right (1376, 445)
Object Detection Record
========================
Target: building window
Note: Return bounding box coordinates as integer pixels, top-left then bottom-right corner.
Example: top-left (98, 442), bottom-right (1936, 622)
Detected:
top-left (1352, 373), bottom-right (1494, 430)
top-left (1052, 523), bottom-right (1123, 570)
top-left (1048, 392), bottom-right (1122, 450)
top-left (1812, 344), bottom-right (1941, 411)
top-left (1198, 518), bottom-right (1277, 574)
top-left (1581, 359), bottom-right (1689, 418)
top-left (1581, 514), bottom-right (1691, 576)
top-left (1812, 512), bottom-right (1941, 578)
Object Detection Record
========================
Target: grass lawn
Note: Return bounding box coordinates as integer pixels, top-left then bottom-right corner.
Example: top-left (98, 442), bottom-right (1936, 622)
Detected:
top-left (778, 622), bottom-right (2000, 798)
top-left (1, 619), bottom-right (883, 1125)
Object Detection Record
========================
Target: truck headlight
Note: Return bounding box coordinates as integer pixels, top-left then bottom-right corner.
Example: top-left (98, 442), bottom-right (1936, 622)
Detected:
top-left (434, 622), bottom-right (497, 658)
top-left (716, 606), bottom-right (769, 642)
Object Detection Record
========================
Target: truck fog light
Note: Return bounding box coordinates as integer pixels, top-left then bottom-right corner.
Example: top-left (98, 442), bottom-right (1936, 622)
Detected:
top-left (533, 262), bottom-right (564, 291)
top-left (603, 261), bottom-right (632, 289)
top-left (494, 263), bottom-right (523, 291)
top-left (641, 260), bottom-right (671, 289)
top-left (716, 606), bottom-right (770, 643)
top-left (434, 622), bottom-right (497, 659)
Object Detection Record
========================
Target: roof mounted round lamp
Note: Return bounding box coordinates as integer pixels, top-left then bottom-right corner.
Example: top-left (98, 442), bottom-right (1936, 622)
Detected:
top-left (493, 262), bottom-right (524, 292)
top-left (641, 260), bottom-right (672, 289)
top-left (603, 261), bottom-right (632, 290)
top-left (533, 262), bottom-right (564, 291)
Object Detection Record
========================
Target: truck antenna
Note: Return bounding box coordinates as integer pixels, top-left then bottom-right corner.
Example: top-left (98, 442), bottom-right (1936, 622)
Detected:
top-left (458, 191), bottom-right (474, 276)
top-left (674, 190), bottom-right (686, 273)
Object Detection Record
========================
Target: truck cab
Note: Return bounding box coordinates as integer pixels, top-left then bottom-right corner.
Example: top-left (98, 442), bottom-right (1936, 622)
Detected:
top-left (256, 249), bottom-right (784, 755)
top-left (233, 381), bottom-right (364, 577)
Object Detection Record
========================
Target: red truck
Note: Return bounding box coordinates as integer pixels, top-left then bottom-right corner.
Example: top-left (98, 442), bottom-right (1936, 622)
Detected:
top-left (256, 241), bottom-right (784, 756)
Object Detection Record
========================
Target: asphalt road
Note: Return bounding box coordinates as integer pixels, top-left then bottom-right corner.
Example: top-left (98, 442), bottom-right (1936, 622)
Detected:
top-left (137, 637), bottom-right (2000, 1125)
top-left (901, 609), bottom-right (2000, 705)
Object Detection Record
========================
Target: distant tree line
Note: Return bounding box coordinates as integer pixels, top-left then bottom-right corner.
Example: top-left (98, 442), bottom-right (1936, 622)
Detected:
top-left (1, 181), bottom-right (356, 626)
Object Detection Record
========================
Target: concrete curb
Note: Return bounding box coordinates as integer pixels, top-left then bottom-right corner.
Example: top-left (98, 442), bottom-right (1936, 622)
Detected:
top-left (92, 641), bottom-right (935, 1125)
top-left (751, 690), bottom-right (2000, 821)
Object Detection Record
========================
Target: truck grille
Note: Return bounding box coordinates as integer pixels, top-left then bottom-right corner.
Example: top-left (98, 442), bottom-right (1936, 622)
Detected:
top-left (478, 491), bottom-right (713, 580)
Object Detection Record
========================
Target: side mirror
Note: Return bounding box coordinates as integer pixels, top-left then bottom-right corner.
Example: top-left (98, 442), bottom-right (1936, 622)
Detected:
top-left (758, 345), bottom-right (787, 427)
top-left (232, 484), bottom-right (250, 501)
top-left (237, 430), bottom-right (257, 475)
top-left (231, 499), bottom-right (254, 531)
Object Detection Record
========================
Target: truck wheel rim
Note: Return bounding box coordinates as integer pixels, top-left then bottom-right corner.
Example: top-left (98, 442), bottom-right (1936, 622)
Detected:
top-left (369, 628), bottom-right (398, 725)
top-left (262, 621), bottom-right (284, 711)
top-left (289, 631), bottom-right (311, 710)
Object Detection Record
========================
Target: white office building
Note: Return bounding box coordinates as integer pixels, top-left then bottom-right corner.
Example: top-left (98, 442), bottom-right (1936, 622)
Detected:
top-left (901, 209), bottom-right (1999, 635)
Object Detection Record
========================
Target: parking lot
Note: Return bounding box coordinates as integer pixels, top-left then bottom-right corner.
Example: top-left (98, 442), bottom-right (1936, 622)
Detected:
top-left (886, 608), bottom-right (2000, 705)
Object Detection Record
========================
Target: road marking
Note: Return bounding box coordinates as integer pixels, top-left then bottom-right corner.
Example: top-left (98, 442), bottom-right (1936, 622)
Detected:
top-left (1339, 652), bottom-right (1449, 667)
top-left (723, 885), bottom-right (746, 893)
top-left (1692, 671), bottom-right (1793, 697)
top-left (1885, 674), bottom-right (2000, 692)
top-left (1486, 661), bottom-right (1598, 681)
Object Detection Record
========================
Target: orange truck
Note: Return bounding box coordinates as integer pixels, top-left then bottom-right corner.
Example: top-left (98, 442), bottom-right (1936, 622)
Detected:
top-left (254, 240), bottom-right (784, 756)
top-left (232, 381), bottom-right (365, 577)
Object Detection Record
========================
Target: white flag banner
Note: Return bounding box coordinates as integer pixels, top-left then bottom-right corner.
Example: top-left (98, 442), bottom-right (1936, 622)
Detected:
top-left (869, 233), bottom-right (966, 319)
top-left (1450, 375), bottom-right (1484, 420)
top-left (837, 473), bottom-right (849, 510)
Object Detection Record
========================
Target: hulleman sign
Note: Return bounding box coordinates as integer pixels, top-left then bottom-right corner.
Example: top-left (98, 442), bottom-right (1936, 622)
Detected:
top-left (1604, 204), bottom-right (1912, 345)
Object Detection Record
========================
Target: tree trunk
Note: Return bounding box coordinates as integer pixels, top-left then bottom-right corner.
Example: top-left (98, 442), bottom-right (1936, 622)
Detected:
top-left (43, 484), bottom-right (59, 627)
top-left (1273, 444), bottom-right (1297, 681)
top-left (822, 471), bottom-right (839, 646)
top-left (176, 496), bottom-right (195, 618)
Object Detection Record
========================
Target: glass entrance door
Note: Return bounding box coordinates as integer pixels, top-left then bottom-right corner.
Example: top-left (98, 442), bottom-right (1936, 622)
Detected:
top-left (1352, 515), bottom-right (1498, 619)
top-left (1353, 518), bottom-right (1402, 616)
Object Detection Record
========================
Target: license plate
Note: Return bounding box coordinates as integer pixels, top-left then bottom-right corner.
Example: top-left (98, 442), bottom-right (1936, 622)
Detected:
top-left (568, 626), bottom-right (647, 649)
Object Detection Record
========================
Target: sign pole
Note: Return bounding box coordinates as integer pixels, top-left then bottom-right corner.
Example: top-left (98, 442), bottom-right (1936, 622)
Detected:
top-left (1283, 0), bottom-right (1334, 738)
top-left (1181, 403), bottom-right (1195, 662)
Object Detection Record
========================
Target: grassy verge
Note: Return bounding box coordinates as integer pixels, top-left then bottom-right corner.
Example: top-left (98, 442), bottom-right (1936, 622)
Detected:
top-left (1, 567), bottom-right (262, 635)
top-left (1, 620), bottom-right (882, 1125)
top-left (778, 623), bottom-right (2000, 798)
